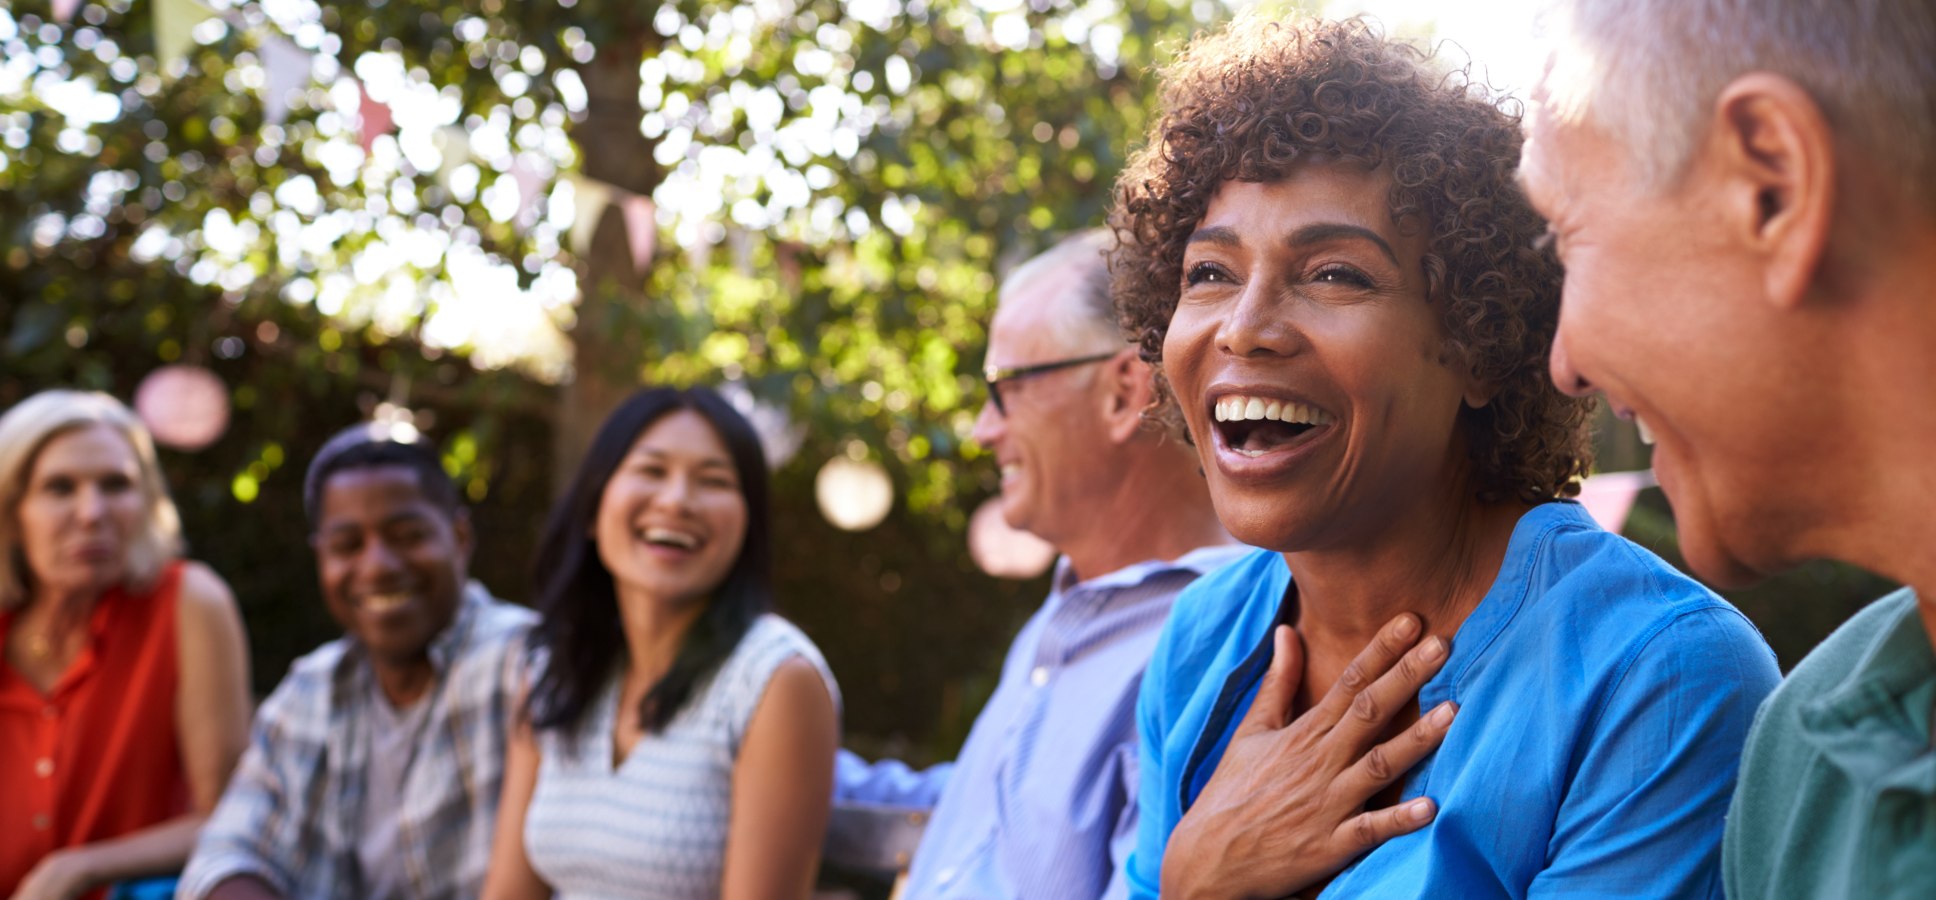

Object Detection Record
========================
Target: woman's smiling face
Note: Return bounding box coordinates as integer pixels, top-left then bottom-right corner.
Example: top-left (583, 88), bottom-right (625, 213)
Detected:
top-left (1162, 164), bottom-right (1483, 552)
top-left (594, 409), bottom-right (749, 608)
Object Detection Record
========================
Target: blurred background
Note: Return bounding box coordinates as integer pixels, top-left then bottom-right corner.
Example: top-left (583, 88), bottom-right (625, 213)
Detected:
top-left (0, 0), bottom-right (1893, 771)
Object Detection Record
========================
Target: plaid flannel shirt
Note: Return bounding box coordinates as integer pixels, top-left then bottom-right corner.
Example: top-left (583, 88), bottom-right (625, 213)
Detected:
top-left (178, 583), bottom-right (533, 900)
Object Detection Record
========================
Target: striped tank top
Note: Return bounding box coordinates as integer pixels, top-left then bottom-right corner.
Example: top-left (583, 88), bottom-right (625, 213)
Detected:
top-left (523, 613), bottom-right (839, 898)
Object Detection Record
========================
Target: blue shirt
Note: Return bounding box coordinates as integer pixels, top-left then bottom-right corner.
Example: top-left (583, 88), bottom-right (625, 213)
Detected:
top-left (1129, 503), bottom-right (1780, 899)
top-left (837, 544), bottom-right (1248, 900)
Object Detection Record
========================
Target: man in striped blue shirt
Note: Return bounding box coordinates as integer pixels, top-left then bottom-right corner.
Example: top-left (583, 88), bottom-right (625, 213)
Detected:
top-left (830, 231), bottom-right (1242, 899)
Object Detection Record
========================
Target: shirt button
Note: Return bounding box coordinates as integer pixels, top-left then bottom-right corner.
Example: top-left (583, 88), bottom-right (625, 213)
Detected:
top-left (31, 814), bottom-right (50, 830)
top-left (1030, 666), bottom-right (1049, 686)
top-left (34, 757), bottom-right (53, 778)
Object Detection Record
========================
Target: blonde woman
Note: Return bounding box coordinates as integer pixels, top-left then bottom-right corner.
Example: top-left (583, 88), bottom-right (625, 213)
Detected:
top-left (0, 390), bottom-right (251, 900)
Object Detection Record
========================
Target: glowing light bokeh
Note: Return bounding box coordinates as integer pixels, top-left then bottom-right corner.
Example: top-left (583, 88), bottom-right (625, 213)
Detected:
top-left (815, 454), bottom-right (894, 531)
top-left (133, 364), bottom-right (230, 450)
top-left (967, 496), bottom-right (1056, 579)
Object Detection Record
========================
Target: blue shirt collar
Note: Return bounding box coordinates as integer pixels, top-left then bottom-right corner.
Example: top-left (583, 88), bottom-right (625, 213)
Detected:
top-left (1420, 501), bottom-right (1596, 706)
top-left (1179, 501), bottom-right (1599, 802)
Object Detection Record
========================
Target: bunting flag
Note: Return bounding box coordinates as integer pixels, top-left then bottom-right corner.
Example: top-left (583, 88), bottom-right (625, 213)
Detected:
top-left (1576, 469), bottom-right (1658, 534)
top-left (436, 126), bottom-right (471, 176)
top-left (564, 175), bottom-right (656, 274)
top-left (619, 193), bottom-right (657, 274)
top-left (259, 35), bottom-right (311, 125)
top-left (53, 0), bottom-right (81, 24)
top-left (154, 0), bottom-right (214, 74)
top-left (510, 155), bottom-right (546, 225)
top-left (356, 84), bottom-right (393, 154)
top-left (566, 174), bottom-right (614, 259)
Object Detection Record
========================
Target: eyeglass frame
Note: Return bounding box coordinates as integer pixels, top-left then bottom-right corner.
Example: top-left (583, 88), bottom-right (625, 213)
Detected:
top-left (982, 350), bottom-right (1122, 416)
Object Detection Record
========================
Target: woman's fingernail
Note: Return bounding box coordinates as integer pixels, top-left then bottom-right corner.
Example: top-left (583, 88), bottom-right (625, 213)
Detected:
top-left (1422, 636), bottom-right (1448, 661)
top-left (1407, 798), bottom-right (1436, 823)
top-left (1431, 702), bottom-right (1457, 727)
top-left (1394, 614), bottom-right (1420, 640)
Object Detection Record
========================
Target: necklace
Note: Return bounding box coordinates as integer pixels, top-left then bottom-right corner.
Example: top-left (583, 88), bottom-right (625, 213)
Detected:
top-left (15, 599), bottom-right (89, 663)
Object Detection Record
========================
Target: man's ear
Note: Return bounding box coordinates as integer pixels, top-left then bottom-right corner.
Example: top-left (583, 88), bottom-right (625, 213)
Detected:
top-left (450, 507), bottom-right (475, 563)
top-left (1102, 348), bottom-right (1155, 444)
top-left (1709, 73), bottom-right (1835, 310)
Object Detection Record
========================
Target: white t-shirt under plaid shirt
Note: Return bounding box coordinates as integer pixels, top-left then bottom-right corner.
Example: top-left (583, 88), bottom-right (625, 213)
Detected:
top-left (523, 613), bottom-right (840, 899)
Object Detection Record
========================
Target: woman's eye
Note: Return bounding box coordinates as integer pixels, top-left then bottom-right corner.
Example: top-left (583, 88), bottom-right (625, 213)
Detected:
top-left (1184, 262), bottom-right (1232, 286)
top-left (42, 477), bottom-right (75, 496)
top-left (101, 474), bottom-right (134, 494)
top-left (1312, 265), bottom-right (1373, 288)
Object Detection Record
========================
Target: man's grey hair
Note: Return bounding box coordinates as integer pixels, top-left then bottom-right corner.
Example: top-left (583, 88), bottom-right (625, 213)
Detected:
top-left (999, 229), bottom-right (1121, 354)
top-left (1539, 0), bottom-right (1936, 205)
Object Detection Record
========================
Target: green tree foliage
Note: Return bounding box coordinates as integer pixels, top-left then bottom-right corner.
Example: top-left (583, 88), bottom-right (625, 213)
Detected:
top-left (5, 0), bottom-right (1878, 766)
top-left (3, 0), bottom-right (1222, 513)
top-left (0, 0), bottom-right (1223, 758)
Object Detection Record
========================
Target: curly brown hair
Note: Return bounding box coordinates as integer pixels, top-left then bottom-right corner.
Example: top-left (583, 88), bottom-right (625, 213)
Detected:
top-left (1110, 16), bottom-right (1593, 504)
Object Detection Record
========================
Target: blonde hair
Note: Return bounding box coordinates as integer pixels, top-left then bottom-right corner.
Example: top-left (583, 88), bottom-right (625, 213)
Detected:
top-left (0, 390), bottom-right (184, 610)
top-left (1538, 0), bottom-right (1936, 206)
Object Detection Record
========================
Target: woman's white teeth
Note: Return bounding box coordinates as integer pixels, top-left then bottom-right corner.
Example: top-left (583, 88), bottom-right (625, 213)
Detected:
top-left (1636, 416), bottom-right (1656, 446)
top-left (643, 527), bottom-right (699, 549)
top-left (1213, 395), bottom-right (1332, 425)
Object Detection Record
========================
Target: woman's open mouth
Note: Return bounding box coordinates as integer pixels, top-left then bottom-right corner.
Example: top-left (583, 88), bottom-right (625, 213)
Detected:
top-left (1211, 394), bottom-right (1334, 457)
top-left (636, 526), bottom-right (706, 560)
top-left (1203, 391), bottom-right (1337, 482)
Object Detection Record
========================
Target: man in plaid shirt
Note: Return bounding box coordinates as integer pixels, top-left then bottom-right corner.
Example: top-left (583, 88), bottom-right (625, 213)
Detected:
top-left (179, 425), bottom-right (533, 899)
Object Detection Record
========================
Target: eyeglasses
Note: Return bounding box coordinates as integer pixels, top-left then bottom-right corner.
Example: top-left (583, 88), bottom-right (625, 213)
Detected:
top-left (982, 351), bottom-right (1119, 416)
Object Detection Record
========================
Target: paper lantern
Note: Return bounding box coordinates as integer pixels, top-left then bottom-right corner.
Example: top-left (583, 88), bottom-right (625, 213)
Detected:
top-left (1576, 470), bottom-right (1658, 534)
top-left (968, 497), bottom-right (1057, 579)
top-left (133, 365), bottom-right (230, 451)
top-left (717, 381), bottom-right (803, 470)
top-left (815, 455), bottom-right (893, 531)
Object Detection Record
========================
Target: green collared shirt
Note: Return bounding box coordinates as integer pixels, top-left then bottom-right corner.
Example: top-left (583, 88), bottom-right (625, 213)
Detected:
top-left (1724, 588), bottom-right (1936, 899)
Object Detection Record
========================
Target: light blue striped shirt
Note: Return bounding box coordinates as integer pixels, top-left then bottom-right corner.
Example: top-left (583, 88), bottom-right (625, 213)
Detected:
top-left (522, 614), bottom-right (839, 899)
top-left (838, 545), bottom-right (1246, 900)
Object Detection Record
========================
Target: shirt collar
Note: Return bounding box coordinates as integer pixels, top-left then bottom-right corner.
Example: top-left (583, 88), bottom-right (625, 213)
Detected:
top-left (1799, 590), bottom-right (1936, 793)
top-left (1050, 543), bottom-right (1250, 597)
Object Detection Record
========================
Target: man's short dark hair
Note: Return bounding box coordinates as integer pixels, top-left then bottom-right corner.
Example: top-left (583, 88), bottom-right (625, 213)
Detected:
top-left (302, 424), bottom-right (461, 532)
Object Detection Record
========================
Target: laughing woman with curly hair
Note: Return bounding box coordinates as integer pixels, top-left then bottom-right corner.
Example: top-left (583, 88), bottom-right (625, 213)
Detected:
top-left (1114, 17), bottom-right (1780, 899)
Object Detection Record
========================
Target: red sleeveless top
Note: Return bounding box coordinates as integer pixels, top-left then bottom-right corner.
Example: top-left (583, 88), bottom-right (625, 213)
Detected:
top-left (0, 561), bottom-right (189, 896)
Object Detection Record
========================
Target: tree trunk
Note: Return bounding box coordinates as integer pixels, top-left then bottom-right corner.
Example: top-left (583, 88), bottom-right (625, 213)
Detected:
top-left (553, 31), bottom-right (662, 494)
